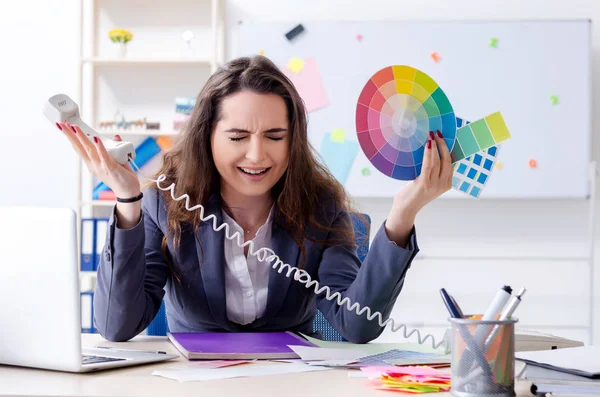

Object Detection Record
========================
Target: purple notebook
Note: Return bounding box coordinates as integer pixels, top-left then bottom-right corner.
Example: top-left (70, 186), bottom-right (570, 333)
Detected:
top-left (167, 332), bottom-right (316, 360)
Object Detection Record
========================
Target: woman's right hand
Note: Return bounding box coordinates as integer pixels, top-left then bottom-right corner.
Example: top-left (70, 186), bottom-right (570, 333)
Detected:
top-left (58, 121), bottom-right (141, 199)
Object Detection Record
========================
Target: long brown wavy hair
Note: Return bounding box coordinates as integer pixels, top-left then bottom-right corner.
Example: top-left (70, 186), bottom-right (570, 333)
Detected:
top-left (148, 55), bottom-right (365, 281)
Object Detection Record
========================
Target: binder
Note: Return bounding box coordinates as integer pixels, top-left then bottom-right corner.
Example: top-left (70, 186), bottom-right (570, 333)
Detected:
top-left (94, 218), bottom-right (108, 271)
top-left (80, 291), bottom-right (96, 333)
top-left (80, 218), bottom-right (95, 271)
top-left (80, 217), bottom-right (110, 272)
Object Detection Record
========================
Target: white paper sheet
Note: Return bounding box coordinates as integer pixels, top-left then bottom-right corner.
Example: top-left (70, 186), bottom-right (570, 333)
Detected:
top-left (152, 362), bottom-right (332, 382)
top-left (516, 346), bottom-right (600, 375)
top-left (287, 345), bottom-right (367, 361)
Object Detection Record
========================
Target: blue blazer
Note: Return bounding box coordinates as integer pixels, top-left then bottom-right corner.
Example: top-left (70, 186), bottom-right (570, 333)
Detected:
top-left (94, 187), bottom-right (419, 343)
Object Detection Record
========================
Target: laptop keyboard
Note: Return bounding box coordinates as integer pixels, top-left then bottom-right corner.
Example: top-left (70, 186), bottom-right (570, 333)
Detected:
top-left (82, 354), bottom-right (126, 365)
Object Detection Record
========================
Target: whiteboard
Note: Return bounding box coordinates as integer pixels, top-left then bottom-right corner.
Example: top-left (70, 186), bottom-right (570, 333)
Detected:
top-left (236, 20), bottom-right (592, 198)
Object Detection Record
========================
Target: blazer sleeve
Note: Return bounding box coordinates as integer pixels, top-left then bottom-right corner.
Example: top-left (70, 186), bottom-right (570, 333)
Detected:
top-left (316, 211), bottom-right (419, 344)
top-left (93, 187), bottom-right (171, 342)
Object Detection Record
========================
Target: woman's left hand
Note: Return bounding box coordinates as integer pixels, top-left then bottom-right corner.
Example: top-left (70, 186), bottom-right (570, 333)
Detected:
top-left (384, 130), bottom-right (453, 246)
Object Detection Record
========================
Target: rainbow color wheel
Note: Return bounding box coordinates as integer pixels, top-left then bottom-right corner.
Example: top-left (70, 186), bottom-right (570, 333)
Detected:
top-left (355, 65), bottom-right (457, 180)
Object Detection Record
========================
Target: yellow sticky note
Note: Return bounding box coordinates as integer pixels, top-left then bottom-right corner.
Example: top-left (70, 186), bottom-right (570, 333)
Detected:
top-left (259, 49), bottom-right (265, 56)
top-left (331, 128), bottom-right (346, 143)
top-left (287, 57), bottom-right (305, 73)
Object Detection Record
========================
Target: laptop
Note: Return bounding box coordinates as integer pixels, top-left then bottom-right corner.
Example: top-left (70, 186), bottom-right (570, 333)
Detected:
top-left (0, 206), bottom-right (178, 372)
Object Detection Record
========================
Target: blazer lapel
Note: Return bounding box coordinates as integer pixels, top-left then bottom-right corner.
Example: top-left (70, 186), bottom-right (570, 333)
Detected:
top-left (261, 221), bottom-right (301, 321)
top-left (197, 196), bottom-right (229, 330)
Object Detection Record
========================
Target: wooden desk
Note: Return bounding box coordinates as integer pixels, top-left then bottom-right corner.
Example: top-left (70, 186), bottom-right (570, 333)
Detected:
top-left (0, 334), bottom-right (533, 397)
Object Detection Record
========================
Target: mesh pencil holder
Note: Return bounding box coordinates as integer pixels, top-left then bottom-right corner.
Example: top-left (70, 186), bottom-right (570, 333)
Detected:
top-left (448, 316), bottom-right (518, 397)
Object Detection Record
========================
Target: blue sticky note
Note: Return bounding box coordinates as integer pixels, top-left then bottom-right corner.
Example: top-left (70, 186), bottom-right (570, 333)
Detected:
top-left (473, 154), bottom-right (483, 166)
top-left (467, 168), bottom-right (477, 179)
top-left (319, 132), bottom-right (359, 185)
top-left (477, 173), bottom-right (488, 184)
top-left (484, 159), bottom-right (494, 170)
top-left (460, 181), bottom-right (470, 192)
top-left (487, 146), bottom-right (497, 156)
top-left (470, 186), bottom-right (481, 197)
top-left (457, 163), bottom-right (467, 174)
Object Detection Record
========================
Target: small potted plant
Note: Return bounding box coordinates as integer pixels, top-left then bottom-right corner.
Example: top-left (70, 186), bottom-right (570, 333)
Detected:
top-left (108, 28), bottom-right (133, 58)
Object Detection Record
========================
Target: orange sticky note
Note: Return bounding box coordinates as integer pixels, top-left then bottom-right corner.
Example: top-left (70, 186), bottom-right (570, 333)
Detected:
top-left (529, 159), bottom-right (537, 169)
top-left (430, 52), bottom-right (441, 63)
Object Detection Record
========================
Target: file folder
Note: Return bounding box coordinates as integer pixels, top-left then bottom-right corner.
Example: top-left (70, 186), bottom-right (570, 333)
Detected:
top-left (94, 218), bottom-right (108, 271)
top-left (80, 218), bottom-right (95, 271)
top-left (80, 291), bottom-right (96, 333)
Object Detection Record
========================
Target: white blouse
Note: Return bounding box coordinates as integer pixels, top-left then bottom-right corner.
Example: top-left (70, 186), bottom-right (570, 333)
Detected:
top-left (221, 206), bottom-right (275, 325)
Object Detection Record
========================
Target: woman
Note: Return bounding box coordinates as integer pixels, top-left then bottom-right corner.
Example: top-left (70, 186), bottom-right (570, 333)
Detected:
top-left (57, 56), bottom-right (452, 344)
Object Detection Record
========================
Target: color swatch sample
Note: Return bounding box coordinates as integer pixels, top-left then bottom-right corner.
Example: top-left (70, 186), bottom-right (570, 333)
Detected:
top-left (319, 131), bottom-right (359, 185)
top-left (283, 57), bottom-right (329, 113)
top-left (450, 111), bottom-right (510, 163)
top-left (355, 65), bottom-right (457, 181)
top-left (452, 117), bottom-right (500, 198)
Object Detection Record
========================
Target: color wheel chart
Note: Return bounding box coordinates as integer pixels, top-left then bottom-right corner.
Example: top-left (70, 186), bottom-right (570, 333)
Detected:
top-left (355, 65), bottom-right (456, 181)
top-left (355, 65), bottom-right (511, 184)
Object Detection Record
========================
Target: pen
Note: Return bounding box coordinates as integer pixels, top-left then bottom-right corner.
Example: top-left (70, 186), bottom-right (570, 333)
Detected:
top-left (439, 288), bottom-right (492, 379)
top-left (440, 288), bottom-right (463, 318)
top-left (94, 346), bottom-right (167, 355)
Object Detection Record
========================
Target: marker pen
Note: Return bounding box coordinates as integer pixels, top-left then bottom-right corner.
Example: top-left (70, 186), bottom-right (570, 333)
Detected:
top-left (474, 285), bottom-right (513, 345)
top-left (484, 287), bottom-right (526, 350)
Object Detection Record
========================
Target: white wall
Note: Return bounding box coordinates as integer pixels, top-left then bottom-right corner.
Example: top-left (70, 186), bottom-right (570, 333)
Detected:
top-left (1, 0), bottom-right (598, 346)
top-left (0, 0), bottom-right (79, 209)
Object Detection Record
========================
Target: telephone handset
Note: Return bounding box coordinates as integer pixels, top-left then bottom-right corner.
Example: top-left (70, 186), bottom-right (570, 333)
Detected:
top-left (44, 94), bottom-right (446, 351)
top-left (43, 94), bottom-right (136, 165)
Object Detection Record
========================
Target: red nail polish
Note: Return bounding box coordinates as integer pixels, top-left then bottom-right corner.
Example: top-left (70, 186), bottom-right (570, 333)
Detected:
top-left (427, 140), bottom-right (432, 149)
top-left (56, 123), bottom-right (62, 131)
top-left (437, 130), bottom-right (443, 138)
top-left (69, 124), bottom-right (76, 133)
top-left (429, 131), bottom-right (434, 140)
top-left (93, 136), bottom-right (98, 144)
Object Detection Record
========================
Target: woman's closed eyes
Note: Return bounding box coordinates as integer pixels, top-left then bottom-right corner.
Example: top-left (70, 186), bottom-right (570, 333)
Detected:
top-left (229, 135), bottom-right (284, 142)
top-left (225, 128), bottom-right (288, 142)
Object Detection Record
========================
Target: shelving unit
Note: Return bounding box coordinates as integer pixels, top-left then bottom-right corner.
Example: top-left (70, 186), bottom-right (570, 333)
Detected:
top-left (75, 0), bottom-right (225, 329)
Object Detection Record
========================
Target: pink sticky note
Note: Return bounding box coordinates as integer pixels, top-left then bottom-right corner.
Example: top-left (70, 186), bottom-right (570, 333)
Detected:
top-left (283, 57), bottom-right (329, 112)
top-left (356, 34), bottom-right (363, 41)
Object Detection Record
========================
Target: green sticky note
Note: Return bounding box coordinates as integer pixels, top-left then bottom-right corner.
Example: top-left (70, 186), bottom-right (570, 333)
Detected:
top-left (489, 37), bottom-right (499, 48)
top-left (550, 95), bottom-right (559, 105)
top-left (361, 167), bottom-right (371, 176)
top-left (331, 128), bottom-right (346, 143)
